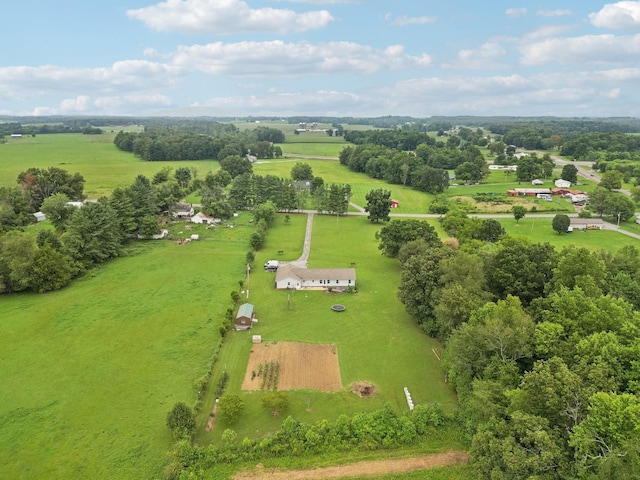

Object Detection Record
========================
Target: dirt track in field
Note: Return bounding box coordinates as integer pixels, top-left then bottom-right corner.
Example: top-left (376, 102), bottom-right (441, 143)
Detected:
top-left (242, 341), bottom-right (342, 392)
top-left (232, 451), bottom-right (471, 479)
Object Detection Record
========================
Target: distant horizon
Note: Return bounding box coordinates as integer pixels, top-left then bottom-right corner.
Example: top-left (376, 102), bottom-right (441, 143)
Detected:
top-left (2, 113), bottom-right (640, 122)
top-left (2, 1), bottom-right (640, 117)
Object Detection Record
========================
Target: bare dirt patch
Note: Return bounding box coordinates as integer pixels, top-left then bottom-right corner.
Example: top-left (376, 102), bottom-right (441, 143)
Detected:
top-left (242, 342), bottom-right (342, 392)
top-left (232, 451), bottom-right (471, 480)
top-left (349, 381), bottom-right (376, 398)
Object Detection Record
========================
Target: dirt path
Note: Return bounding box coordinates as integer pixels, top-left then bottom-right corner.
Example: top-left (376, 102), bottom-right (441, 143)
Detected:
top-left (232, 450), bottom-right (470, 479)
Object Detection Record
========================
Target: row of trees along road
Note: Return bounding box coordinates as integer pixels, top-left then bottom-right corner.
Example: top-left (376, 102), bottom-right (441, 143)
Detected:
top-left (376, 213), bottom-right (640, 478)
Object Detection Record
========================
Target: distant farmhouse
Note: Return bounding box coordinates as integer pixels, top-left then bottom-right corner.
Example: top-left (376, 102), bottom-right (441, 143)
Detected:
top-left (275, 264), bottom-right (356, 291)
top-left (170, 203), bottom-right (194, 219)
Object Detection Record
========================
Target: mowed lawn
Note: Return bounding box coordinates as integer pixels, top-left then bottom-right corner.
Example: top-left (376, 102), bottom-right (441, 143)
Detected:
top-left (501, 217), bottom-right (640, 252)
top-left (0, 134), bottom-right (219, 198)
top-left (197, 213), bottom-right (457, 444)
top-left (0, 225), bottom-right (251, 479)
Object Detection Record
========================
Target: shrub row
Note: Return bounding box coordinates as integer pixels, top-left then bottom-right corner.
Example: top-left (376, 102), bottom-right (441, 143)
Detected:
top-left (166, 402), bottom-right (450, 477)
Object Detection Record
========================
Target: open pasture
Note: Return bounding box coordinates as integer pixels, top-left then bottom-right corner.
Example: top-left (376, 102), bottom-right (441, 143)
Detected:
top-left (0, 133), bottom-right (218, 198)
top-left (0, 223), bottom-right (251, 479)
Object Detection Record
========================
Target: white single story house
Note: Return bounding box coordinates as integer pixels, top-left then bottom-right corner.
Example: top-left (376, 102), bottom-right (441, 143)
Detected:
top-left (531, 179), bottom-right (544, 186)
top-left (569, 218), bottom-right (604, 231)
top-left (33, 211), bottom-right (46, 222)
top-left (275, 264), bottom-right (356, 291)
top-left (191, 212), bottom-right (217, 224)
top-left (171, 203), bottom-right (194, 218)
top-left (66, 201), bottom-right (84, 208)
top-left (555, 179), bottom-right (572, 188)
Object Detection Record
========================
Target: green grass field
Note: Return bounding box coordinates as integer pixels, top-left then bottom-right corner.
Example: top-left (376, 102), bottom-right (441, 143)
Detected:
top-left (253, 159), bottom-right (433, 214)
top-left (0, 222), bottom-right (251, 479)
top-left (196, 213), bottom-right (457, 446)
top-left (501, 217), bottom-right (639, 251)
top-left (0, 134), bottom-right (218, 198)
top-left (3, 132), bottom-right (637, 479)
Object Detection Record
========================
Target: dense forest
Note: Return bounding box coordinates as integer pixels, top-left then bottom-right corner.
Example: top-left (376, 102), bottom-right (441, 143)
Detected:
top-left (376, 216), bottom-right (640, 479)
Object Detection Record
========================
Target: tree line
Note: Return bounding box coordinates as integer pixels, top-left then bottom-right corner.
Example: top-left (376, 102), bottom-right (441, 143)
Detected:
top-left (339, 137), bottom-right (488, 194)
top-left (378, 214), bottom-right (640, 478)
top-left (113, 126), bottom-right (284, 162)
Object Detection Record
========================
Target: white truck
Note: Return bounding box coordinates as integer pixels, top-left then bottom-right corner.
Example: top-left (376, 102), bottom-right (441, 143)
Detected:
top-left (264, 260), bottom-right (279, 272)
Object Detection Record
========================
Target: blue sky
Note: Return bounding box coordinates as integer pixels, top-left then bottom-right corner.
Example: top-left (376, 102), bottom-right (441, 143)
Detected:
top-left (1, 0), bottom-right (639, 117)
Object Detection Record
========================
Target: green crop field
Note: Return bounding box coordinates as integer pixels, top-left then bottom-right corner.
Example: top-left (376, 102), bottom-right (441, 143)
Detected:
top-left (0, 222), bottom-right (251, 479)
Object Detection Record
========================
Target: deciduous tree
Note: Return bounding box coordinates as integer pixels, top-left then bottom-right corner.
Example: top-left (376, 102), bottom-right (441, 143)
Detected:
top-left (599, 169), bottom-right (623, 191)
top-left (218, 394), bottom-right (244, 425)
top-left (364, 188), bottom-right (392, 223)
top-left (512, 205), bottom-right (527, 223)
top-left (376, 219), bottom-right (440, 257)
top-left (552, 214), bottom-right (570, 234)
top-left (561, 164), bottom-right (578, 184)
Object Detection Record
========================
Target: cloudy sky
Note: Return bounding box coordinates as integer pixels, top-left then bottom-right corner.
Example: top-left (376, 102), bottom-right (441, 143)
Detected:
top-left (2, 0), bottom-right (640, 117)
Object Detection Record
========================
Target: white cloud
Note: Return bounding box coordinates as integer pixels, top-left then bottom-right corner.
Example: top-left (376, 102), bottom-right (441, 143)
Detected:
top-left (604, 88), bottom-right (622, 98)
top-left (171, 41), bottom-right (432, 75)
top-left (505, 8), bottom-right (527, 18)
top-left (589, 1), bottom-right (640, 29)
top-left (288, 0), bottom-right (364, 3)
top-left (373, 69), bottom-right (636, 116)
top-left (384, 13), bottom-right (437, 27)
top-left (194, 90), bottom-right (366, 116)
top-left (443, 42), bottom-right (507, 69)
top-left (0, 62), bottom-right (179, 101)
top-left (519, 33), bottom-right (640, 65)
top-left (521, 24), bottom-right (576, 41)
top-left (537, 9), bottom-right (572, 17)
top-left (127, 0), bottom-right (333, 35)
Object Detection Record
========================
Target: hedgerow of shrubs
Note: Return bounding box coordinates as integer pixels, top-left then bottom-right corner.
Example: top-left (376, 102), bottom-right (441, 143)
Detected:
top-left (166, 402), bottom-right (449, 477)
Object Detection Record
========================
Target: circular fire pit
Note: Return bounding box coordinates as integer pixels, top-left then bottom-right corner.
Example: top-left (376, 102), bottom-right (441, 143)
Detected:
top-left (331, 304), bottom-right (346, 312)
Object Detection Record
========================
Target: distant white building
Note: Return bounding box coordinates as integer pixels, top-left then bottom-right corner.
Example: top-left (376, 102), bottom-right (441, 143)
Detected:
top-left (489, 164), bottom-right (517, 171)
top-left (191, 212), bottom-right (218, 225)
top-left (555, 179), bottom-right (572, 188)
top-left (532, 179), bottom-right (544, 186)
